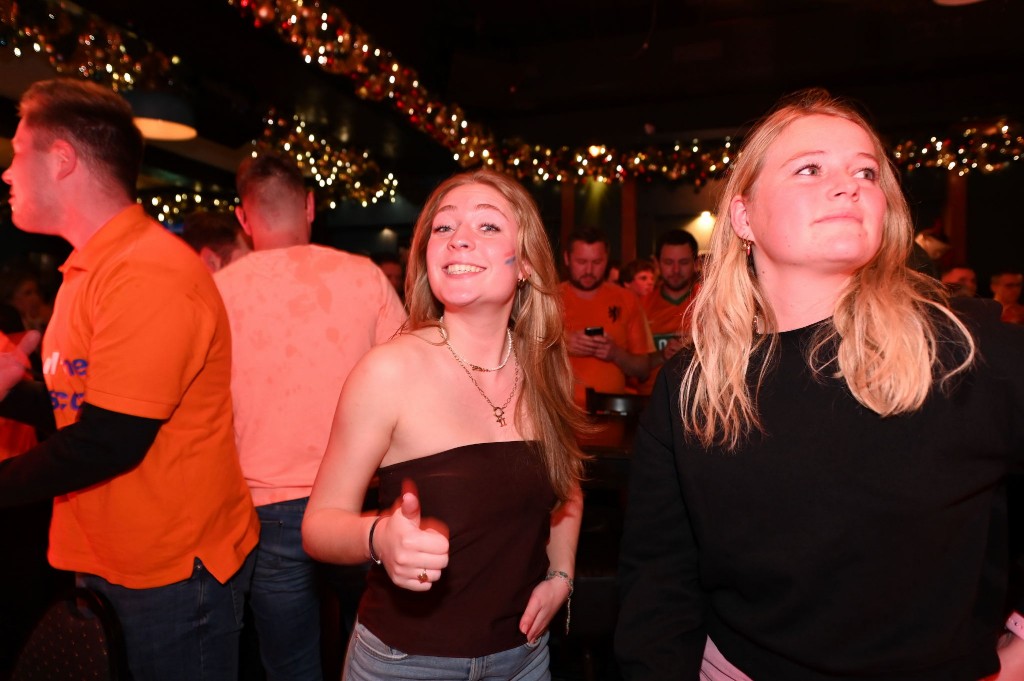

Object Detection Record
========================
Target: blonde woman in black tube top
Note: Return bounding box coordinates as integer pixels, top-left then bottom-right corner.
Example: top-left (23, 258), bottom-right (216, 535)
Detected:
top-left (303, 169), bottom-right (587, 680)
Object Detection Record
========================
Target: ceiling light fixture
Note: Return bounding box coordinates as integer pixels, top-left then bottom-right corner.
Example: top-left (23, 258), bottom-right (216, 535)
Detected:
top-left (932, 0), bottom-right (986, 6)
top-left (123, 90), bottom-right (198, 141)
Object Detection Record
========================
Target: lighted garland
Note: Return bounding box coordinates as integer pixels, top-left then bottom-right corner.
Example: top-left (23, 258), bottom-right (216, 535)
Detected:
top-left (138, 190), bottom-right (239, 226)
top-left (227, 0), bottom-right (493, 165)
top-left (892, 122), bottom-right (1022, 176)
top-left (0, 0), bottom-right (396, 207)
top-left (0, 0), bottom-right (1019, 200)
top-left (228, 0), bottom-right (1022, 186)
top-left (254, 112), bottom-right (397, 208)
top-left (0, 0), bottom-right (172, 90)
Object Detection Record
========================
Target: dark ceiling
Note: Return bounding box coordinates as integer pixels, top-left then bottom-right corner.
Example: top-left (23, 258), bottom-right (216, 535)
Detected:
top-left (7, 0), bottom-right (1024, 206)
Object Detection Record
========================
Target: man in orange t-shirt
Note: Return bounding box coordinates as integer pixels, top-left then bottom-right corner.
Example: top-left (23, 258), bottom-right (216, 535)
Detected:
top-left (560, 228), bottom-right (653, 407)
top-left (636, 229), bottom-right (701, 394)
top-left (0, 79), bottom-right (258, 681)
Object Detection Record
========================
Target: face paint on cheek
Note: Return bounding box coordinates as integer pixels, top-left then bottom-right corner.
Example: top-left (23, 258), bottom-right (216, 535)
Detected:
top-left (504, 255), bottom-right (517, 266)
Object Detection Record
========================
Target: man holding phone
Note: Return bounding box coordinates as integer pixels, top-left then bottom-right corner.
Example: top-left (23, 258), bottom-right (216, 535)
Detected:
top-left (560, 228), bottom-right (654, 407)
top-left (635, 229), bottom-right (701, 394)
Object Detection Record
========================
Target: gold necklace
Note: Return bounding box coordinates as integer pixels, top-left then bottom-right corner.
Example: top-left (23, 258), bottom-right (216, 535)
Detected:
top-left (438, 315), bottom-right (513, 372)
top-left (440, 327), bottom-right (519, 426)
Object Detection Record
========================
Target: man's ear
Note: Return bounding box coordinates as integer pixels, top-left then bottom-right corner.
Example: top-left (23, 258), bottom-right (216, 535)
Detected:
top-left (235, 205), bottom-right (253, 237)
top-left (50, 139), bottom-right (77, 180)
top-left (730, 195), bottom-right (754, 242)
top-left (305, 191), bottom-right (315, 225)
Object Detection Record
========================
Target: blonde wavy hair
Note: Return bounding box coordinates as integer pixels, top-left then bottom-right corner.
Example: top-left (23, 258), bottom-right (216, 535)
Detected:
top-left (405, 169), bottom-right (587, 500)
top-left (682, 89), bottom-right (975, 450)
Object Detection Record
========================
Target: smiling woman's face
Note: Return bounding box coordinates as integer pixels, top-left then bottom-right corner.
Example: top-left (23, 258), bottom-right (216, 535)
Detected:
top-left (426, 182), bottom-right (522, 312)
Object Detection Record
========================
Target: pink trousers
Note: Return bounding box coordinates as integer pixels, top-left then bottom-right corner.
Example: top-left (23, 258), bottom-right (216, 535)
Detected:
top-left (701, 637), bottom-right (753, 681)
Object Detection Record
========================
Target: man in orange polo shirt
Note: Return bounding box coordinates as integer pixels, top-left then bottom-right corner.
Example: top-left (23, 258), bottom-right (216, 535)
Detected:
top-left (0, 79), bottom-right (259, 681)
top-left (560, 227), bottom-right (653, 406)
top-left (636, 229), bottom-right (701, 394)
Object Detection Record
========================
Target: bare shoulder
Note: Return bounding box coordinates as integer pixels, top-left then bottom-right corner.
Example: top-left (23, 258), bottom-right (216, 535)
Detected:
top-left (347, 328), bottom-right (441, 386)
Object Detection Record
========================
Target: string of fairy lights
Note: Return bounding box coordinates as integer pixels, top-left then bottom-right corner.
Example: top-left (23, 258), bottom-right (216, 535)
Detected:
top-left (0, 0), bottom-right (1021, 222)
top-left (0, 0), bottom-right (396, 218)
top-left (226, 0), bottom-right (1022, 184)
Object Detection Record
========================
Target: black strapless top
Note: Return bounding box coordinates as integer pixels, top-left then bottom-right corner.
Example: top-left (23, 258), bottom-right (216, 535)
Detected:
top-left (358, 441), bottom-right (556, 657)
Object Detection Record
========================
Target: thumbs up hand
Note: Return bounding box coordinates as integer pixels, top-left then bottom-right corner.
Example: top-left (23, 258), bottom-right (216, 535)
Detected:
top-left (376, 479), bottom-right (449, 591)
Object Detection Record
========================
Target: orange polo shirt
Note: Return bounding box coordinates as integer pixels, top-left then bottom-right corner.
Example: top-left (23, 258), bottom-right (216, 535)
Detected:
top-left (560, 281), bottom-right (654, 404)
top-left (42, 205), bottom-right (259, 588)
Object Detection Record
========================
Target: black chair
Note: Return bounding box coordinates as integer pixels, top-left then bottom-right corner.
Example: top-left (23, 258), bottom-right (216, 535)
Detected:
top-left (584, 389), bottom-right (649, 418)
top-left (10, 587), bottom-right (128, 681)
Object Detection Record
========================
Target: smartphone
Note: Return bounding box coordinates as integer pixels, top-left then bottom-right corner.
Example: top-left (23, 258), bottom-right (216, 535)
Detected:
top-left (584, 326), bottom-right (604, 336)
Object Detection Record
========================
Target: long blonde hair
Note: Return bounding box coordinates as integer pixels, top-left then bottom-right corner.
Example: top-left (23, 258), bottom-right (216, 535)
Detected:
top-left (682, 89), bottom-right (975, 450)
top-left (405, 169), bottom-right (587, 500)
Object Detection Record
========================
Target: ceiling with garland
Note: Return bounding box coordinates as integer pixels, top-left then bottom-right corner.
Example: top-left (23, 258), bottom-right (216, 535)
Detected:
top-left (1, 0), bottom-right (1022, 214)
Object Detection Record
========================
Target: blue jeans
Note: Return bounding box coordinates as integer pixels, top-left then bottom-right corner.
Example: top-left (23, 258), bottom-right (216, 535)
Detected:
top-left (77, 551), bottom-right (255, 681)
top-left (251, 497), bottom-right (322, 681)
top-left (344, 621), bottom-right (550, 681)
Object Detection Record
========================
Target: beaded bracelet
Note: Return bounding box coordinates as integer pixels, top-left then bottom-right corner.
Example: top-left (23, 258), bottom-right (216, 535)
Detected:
top-left (368, 515), bottom-right (384, 565)
top-left (545, 569), bottom-right (574, 635)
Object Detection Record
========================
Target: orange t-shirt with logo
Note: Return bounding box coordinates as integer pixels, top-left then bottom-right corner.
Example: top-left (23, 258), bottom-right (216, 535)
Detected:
top-left (560, 281), bottom-right (654, 404)
top-left (42, 205), bottom-right (259, 588)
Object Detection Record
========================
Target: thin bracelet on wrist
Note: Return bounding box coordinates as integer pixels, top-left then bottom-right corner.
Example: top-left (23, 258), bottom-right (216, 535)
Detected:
top-left (545, 569), bottom-right (574, 635)
top-left (368, 515), bottom-right (384, 565)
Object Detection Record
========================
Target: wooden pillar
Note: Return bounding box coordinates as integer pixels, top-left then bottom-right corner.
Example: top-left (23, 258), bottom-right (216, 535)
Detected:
top-left (620, 177), bottom-right (637, 263)
top-left (944, 171), bottom-right (968, 266)
top-left (560, 181), bottom-right (574, 251)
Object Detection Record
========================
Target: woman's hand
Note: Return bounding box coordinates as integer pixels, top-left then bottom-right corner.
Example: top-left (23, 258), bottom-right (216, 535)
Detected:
top-left (519, 574), bottom-right (572, 643)
top-left (376, 481), bottom-right (449, 591)
top-left (0, 330), bottom-right (39, 400)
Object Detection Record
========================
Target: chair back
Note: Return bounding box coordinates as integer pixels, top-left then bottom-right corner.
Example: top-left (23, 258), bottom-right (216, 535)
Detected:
top-left (10, 587), bottom-right (128, 681)
top-left (584, 388), bottom-right (649, 416)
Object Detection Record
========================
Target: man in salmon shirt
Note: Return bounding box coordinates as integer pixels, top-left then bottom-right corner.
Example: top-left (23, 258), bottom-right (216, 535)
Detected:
top-left (215, 153), bottom-right (406, 680)
top-left (0, 78), bottom-right (259, 681)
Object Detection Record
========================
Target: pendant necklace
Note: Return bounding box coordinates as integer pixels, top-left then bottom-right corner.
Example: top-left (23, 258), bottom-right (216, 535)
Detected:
top-left (439, 323), bottom-right (519, 426)
top-left (438, 315), bottom-right (512, 372)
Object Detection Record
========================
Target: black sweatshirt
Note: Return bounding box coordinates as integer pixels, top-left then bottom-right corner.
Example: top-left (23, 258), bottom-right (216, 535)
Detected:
top-left (616, 300), bottom-right (1024, 681)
